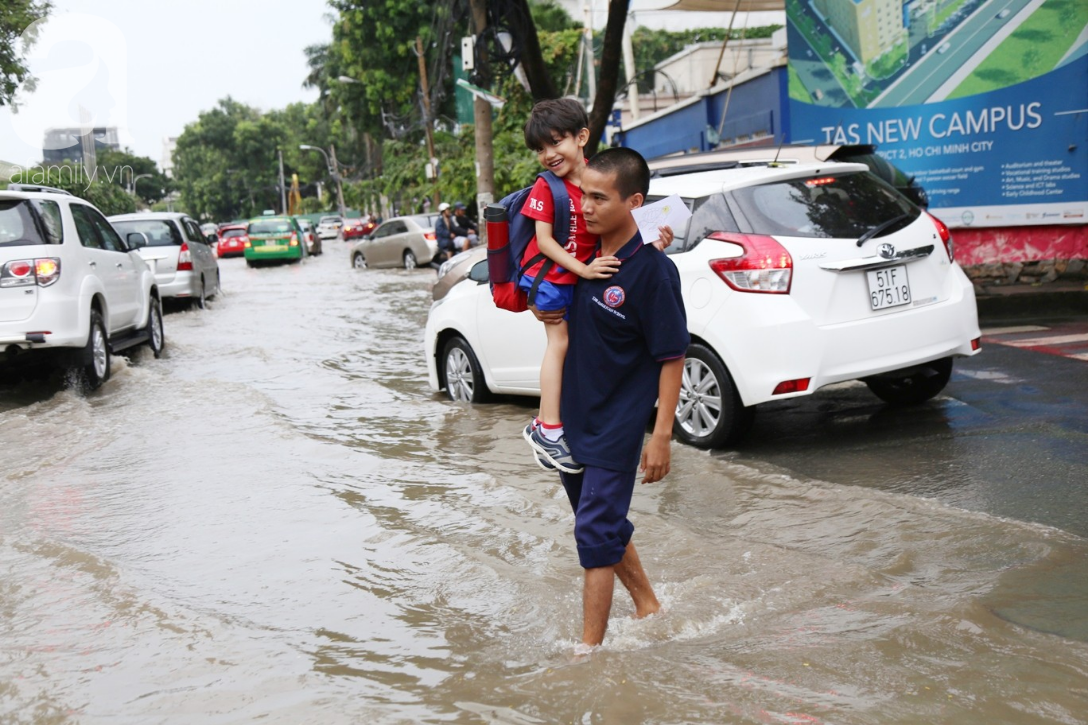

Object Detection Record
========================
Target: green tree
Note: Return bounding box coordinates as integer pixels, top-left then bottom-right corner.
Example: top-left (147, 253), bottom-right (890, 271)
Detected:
top-left (173, 97), bottom-right (272, 221)
top-left (0, 0), bottom-right (51, 108)
top-left (96, 148), bottom-right (171, 205)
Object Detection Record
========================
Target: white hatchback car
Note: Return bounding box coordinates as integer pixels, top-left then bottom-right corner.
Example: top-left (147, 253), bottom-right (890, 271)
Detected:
top-left (424, 162), bottom-right (981, 448)
top-left (109, 212), bottom-right (220, 309)
top-left (1, 185), bottom-right (164, 390)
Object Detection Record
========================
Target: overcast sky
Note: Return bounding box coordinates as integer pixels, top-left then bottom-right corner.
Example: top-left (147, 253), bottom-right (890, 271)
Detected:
top-left (0, 0), bottom-right (782, 169)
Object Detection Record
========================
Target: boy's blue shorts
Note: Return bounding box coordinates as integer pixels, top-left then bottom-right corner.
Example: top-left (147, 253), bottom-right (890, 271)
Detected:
top-left (559, 467), bottom-right (636, 569)
top-left (518, 275), bottom-right (574, 312)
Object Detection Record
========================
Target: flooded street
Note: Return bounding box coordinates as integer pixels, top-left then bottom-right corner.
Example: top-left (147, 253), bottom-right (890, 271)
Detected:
top-left (2, 249), bottom-right (1087, 724)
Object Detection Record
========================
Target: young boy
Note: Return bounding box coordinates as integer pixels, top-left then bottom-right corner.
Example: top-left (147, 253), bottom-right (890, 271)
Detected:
top-left (534, 147), bottom-right (688, 648)
top-left (518, 98), bottom-right (620, 474)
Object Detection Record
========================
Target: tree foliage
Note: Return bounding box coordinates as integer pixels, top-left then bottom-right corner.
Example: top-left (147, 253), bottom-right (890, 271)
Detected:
top-left (0, 0), bottom-right (51, 108)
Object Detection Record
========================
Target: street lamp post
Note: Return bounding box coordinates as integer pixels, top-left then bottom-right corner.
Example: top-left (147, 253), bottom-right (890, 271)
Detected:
top-left (300, 144), bottom-right (346, 219)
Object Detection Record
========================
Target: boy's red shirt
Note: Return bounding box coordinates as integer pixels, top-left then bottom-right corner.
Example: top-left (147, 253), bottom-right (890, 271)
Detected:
top-left (520, 175), bottom-right (597, 285)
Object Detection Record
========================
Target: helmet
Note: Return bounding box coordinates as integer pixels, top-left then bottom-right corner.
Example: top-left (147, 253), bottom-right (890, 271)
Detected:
top-left (438, 202), bottom-right (451, 212)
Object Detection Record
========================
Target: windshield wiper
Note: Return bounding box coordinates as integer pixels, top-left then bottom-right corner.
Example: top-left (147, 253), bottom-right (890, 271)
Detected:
top-left (856, 213), bottom-right (914, 247)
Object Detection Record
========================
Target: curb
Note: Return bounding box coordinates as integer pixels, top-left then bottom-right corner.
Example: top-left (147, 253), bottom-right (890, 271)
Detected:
top-left (975, 287), bottom-right (1088, 321)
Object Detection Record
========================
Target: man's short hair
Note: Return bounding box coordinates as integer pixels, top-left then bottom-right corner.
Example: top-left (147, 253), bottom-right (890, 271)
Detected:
top-left (524, 98), bottom-right (589, 152)
top-left (587, 148), bottom-right (650, 200)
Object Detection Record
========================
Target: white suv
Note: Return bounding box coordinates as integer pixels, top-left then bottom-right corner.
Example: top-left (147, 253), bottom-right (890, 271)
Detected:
top-left (0, 185), bottom-right (164, 390)
top-left (424, 162), bottom-right (981, 448)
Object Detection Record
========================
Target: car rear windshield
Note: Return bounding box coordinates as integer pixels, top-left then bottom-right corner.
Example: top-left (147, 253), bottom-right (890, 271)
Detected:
top-left (320, 217), bottom-right (340, 224)
top-left (0, 199), bottom-right (64, 246)
top-left (248, 220), bottom-right (293, 235)
top-left (730, 171), bottom-right (918, 239)
top-left (221, 228), bottom-right (246, 239)
top-left (110, 219), bottom-right (183, 247)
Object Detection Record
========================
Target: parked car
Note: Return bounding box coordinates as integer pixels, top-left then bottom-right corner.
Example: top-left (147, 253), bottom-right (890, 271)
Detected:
top-left (216, 224), bottom-right (248, 258)
top-left (109, 212), bottom-right (221, 309)
top-left (424, 163), bottom-right (981, 448)
top-left (648, 143), bottom-right (930, 208)
top-left (350, 214), bottom-right (440, 270)
top-left (316, 215), bottom-right (343, 240)
top-left (244, 215), bottom-right (306, 266)
top-left (433, 247), bottom-right (485, 301)
top-left (342, 217), bottom-right (372, 241)
top-left (1, 184), bottom-right (164, 390)
top-left (297, 218), bottom-right (321, 255)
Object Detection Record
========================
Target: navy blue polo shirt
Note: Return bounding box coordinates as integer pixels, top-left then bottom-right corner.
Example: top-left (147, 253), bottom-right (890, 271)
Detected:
top-left (561, 231), bottom-right (690, 472)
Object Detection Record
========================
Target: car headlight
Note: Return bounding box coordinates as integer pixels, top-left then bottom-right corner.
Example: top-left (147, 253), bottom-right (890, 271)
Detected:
top-left (437, 258), bottom-right (455, 279)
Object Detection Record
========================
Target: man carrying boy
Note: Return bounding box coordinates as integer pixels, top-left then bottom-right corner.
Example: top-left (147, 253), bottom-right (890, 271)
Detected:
top-left (518, 98), bottom-right (622, 474)
top-left (534, 147), bottom-right (689, 648)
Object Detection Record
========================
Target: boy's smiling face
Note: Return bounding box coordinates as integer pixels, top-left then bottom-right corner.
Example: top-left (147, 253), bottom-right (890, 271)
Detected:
top-left (535, 127), bottom-right (589, 179)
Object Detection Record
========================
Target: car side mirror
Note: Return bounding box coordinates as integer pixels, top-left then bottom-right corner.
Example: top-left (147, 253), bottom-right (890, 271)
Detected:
top-left (468, 260), bottom-right (489, 284)
top-left (206, 233), bottom-right (217, 243)
top-left (127, 232), bottom-right (149, 249)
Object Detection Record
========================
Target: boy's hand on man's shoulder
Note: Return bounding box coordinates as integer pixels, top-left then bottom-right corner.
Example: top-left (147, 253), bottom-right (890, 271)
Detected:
top-left (582, 255), bottom-right (620, 279)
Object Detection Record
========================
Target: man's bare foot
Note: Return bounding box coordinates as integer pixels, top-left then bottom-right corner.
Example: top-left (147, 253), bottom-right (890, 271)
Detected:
top-left (634, 599), bottom-right (661, 619)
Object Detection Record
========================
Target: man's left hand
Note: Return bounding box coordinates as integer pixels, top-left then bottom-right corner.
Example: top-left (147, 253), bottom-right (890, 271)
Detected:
top-left (639, 435), bottom-right (671, 484)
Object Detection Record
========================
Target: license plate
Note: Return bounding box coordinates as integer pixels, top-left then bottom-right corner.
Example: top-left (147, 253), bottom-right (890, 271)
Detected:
top-left (265, 239), bottom-right (280, 247)
top-left (866, 265), bottom-right (911, 310)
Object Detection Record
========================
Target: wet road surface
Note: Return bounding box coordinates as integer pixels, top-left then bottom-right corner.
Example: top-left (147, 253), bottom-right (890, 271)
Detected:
top-left (2, 250), bottom-right (1086, 724)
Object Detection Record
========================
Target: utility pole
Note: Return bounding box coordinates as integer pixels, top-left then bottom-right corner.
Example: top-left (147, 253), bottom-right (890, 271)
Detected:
top-left (469, 0), bottom-right (495, 237)
top-left (622, 14), bottom-right (640, 122)
top-left (278, 148), bottom-right (287, 214)
top-left (416, 35), bottom-right (439, 209)
top-left (583, 0), bottom-right (596, 101)
top-left (329, 144), bottom-right (347, 219)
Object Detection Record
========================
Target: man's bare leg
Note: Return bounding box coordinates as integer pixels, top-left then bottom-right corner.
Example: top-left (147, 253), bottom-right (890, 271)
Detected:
top-left (582, 566), bottom-right (615, 646)
top-left (614, 542), bottom-right (661, 618)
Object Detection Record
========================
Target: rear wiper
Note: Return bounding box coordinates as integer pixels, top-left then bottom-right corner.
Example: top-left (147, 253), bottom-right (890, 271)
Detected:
top-left (856, 213), bottom-right (914, 247)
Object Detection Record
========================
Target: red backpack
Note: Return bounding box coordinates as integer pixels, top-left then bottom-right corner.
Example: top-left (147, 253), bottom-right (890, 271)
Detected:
top-left (484, 171), bottom-right (571, 312)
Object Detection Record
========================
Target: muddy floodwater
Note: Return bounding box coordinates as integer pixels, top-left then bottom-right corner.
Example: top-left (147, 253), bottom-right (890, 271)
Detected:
top-left (2, 250), bottom-right (1087, 724)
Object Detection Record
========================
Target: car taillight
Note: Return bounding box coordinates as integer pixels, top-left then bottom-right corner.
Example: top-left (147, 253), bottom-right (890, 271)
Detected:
top-left (178, 242), bottom-right (193, 270)
top-left (772, 378), bottom-right (810, 395)
top-left (243, 239), bottom-right (252, 248)
top-left (707, 233), bottom-right (792, 294)
top-left (929, 213), bottom-right (953, 261)
top-left (239, 236), bottom-right (249, 245)
top-left (1, 258), bottom-right (61, 288)
top-left (35, 258), bottom-right (61, 286)
top-left (424, 232), bottom-right (436, 242)
top-left (289, 233), bottom-right (299, 247)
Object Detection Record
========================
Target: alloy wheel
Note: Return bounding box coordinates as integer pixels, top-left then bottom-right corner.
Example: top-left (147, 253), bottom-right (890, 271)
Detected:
top-left (677, 357), bottom-right (723, 439)
top-left (445, 347), bottom-right (474, 402)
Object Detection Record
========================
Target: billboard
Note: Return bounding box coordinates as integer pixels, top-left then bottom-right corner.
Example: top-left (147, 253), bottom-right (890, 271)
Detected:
top-left (786, 0), bottom-right (1088, 228)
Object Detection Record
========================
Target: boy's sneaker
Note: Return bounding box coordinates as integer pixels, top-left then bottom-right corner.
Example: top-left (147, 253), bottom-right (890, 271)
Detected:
top-left (527, 427), bottom-right (584, 474)
top-left (533, 451), bottom-right (556, 471)
top-left (523, 422), bottom-right (556, 471)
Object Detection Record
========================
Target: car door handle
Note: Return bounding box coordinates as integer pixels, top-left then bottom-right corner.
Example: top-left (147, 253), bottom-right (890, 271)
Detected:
top-left (88, 261), bottom-right (96, 267)
top-left (116, 263), bottom-right (124, 269)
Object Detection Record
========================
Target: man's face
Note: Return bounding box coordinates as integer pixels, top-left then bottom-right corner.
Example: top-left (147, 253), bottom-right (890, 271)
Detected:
top-left (580, 168), bottom-right (641, 237)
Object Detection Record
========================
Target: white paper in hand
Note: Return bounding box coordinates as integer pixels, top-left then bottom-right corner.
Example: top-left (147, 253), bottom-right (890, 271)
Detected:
top-left (631, 194), bottom-right (692, 245)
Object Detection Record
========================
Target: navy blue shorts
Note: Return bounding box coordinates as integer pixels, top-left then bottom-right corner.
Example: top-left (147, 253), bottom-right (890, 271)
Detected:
top-left (559, 466), bottom-right (636, 569)
top-left (518, 275), bottom-right (574, 312)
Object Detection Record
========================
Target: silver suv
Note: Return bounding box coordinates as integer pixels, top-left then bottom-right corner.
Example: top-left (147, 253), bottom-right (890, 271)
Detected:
top-left (0, 184), bottom-right (164, 390)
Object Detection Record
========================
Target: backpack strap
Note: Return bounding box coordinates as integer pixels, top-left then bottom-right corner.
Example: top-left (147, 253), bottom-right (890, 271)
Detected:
top-left (540, 171), bottom-right (571, 246)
